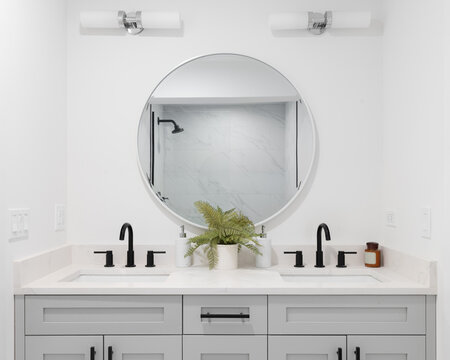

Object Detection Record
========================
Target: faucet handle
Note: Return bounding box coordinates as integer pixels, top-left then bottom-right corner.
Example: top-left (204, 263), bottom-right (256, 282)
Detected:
top-left (336, 251), bottom-right (357, 268)
top-left (284, 251), bottom-right (304, 268)
top-left (94, 251), bottom-right (115, 267)
top-left (145, 250), bottom-right (167, 268)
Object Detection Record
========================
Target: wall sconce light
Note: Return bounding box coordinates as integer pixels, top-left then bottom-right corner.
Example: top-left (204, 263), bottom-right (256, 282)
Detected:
top-left (269, 11), bottom-right (371, 35)
top-left (80, 11), bottom-right (181, 35)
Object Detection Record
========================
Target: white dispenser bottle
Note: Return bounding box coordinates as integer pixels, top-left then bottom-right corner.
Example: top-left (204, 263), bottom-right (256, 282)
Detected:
top-left (176, 225), bottom-right (192, 267)
top-left (255, 225), bottom-right (272, 268)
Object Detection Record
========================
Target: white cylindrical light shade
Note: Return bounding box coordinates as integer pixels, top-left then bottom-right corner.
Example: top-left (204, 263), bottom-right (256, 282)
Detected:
top-left (331, 11), bottom-right (371, 29)
top-left (80, 11), bottom-right (120, 29)
top-left (141, 12), bottom-right (181, 29)
top-left (269, 13), bottom-right (309, 31)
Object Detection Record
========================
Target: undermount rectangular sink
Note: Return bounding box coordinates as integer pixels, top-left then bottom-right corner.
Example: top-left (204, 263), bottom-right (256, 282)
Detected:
top-left (281, 274), bottom-right (381, 284)
top-left (64, 274), bottom-right (170, 283)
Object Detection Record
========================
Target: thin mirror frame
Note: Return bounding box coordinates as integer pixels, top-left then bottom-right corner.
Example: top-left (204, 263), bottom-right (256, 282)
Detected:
top-left (137, 53), bottom-right (317, 229)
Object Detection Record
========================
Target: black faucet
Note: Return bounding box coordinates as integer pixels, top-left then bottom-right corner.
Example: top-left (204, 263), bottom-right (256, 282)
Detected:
top-left (119, 223), bottom-right (135, 267)
top-left (315, 223), bottom-right (331, 268)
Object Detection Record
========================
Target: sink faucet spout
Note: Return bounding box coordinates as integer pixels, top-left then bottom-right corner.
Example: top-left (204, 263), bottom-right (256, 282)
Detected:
top-left (315, 223), bottom-right (331, 268)
top-left (119, 223), bottom-right (135, 267)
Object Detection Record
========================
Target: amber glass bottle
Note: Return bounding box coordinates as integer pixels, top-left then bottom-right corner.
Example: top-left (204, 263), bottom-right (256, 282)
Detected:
top-left (365, 242), bottom-right (381, 268)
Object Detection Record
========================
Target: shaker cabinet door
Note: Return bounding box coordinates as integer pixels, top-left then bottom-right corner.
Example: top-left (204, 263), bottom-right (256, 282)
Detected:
top-left (104, 336), bottom-right (181, 360)
top-left (26, 336), bottom-right (103, 360)
top-left (269, 336), bottom-right (346, 360)
top-left (347, 336), bottom-right (425, 360)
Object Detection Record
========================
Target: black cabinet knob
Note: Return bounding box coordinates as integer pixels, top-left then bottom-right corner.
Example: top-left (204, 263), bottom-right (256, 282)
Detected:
top-left (108, 346), bottom-right (113, 360)
top-left (90, 347), bottom-right (96, 360)
top-left (93, 251), bottom-right (114, 267)
top-left (354, 347), bottom-right (361, 360)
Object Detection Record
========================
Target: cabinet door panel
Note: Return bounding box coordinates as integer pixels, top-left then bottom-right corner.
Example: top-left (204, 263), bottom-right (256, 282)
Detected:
top-left (104, 336), bottom-right (181, 360)
top-left (269, 336), bottom-right (346, 360)
top-left (347, 336), bottom-right (425, 360)
top-left (26, 336), bottom-right (103, 360)
top-left (183, 335), bottom-right (266, 360)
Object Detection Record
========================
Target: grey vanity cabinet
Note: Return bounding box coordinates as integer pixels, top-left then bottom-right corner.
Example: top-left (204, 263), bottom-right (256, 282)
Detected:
top-left (25, 335), bottom-right (103, 360)
top-left (183, 335), bottom-right (267, 359)
top-left (104, 335), bottom-right (182, 360)
top-left (16, 295), bottom-right (435, 360)
top-left (269, 336), bottom-right (347, 360)
top-left (347, 336), bottom-right (426, 360)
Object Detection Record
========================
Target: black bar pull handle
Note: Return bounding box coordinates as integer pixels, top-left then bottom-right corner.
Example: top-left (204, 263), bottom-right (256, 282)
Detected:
top-left (354, 347), bottom-right (360, 360)
top-left (200, 312), bottom-right (250, 319)
top-left (90, 347), bottom-right (96, 360)
top-left (337, 347), bottom-right (342, 360)
top-left (108, 346), bottom-right (113, 360)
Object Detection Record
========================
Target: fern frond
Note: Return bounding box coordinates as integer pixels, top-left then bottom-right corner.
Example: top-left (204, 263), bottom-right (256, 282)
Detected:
top-left (187, 201), bottom-right (261, 268)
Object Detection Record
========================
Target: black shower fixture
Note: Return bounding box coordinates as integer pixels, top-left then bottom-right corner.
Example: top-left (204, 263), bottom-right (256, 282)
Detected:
top-left (157, 117), bottom-right (184, 134)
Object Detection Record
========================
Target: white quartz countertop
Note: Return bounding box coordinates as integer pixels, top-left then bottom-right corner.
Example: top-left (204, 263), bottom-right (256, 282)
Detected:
top-left (16, 264), bottom-right (435, 296)
top-left (14, 245), bottom-right (437, 296)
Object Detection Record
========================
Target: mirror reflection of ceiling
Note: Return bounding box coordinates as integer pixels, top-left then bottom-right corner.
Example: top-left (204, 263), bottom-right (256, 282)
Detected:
top-left (138, 54), bottom-right (315, 227)
top-left (150, 54), bottom-right (299, 104)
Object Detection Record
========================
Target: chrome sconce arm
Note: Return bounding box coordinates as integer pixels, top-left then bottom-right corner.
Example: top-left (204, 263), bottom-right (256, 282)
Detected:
top-left (308, 11), bottom-right (332, 35)
top-left (118, 11), bottom-right (144, 35)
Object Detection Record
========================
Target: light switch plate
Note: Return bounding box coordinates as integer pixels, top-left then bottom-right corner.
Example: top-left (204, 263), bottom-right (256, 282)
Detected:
top-left (54, 204), bottom-right (66, 231)
top-left (385, 210), bottom-right (396, 227)
top-left (9, 208), bottom-right (30, 240)
top-left (421, 207), bottom-right (431, 238)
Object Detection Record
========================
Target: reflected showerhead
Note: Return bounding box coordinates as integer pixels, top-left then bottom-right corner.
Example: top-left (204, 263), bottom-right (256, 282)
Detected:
top-left (157, 117), bottom-right (184, 134)
top-left (172, 124), bottom-right (184, 134)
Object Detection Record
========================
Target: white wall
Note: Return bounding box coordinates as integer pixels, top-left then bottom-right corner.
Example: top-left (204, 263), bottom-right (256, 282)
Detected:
top-left (0, 0), bottom-right (67, 358)
top-left (381, 0), bottom-right (444, 259)
top-left (381, 0), bottom-right (446, 357)
top-left (67, 0), bottom-right (383, 246)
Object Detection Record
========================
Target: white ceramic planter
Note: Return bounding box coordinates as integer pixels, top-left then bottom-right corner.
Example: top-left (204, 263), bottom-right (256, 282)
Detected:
top-left (216, 244), bottom-right (238, 270)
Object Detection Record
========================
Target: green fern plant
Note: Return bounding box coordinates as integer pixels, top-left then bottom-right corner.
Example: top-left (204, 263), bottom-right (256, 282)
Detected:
top-left (185, 201), bottom-right (261, 269)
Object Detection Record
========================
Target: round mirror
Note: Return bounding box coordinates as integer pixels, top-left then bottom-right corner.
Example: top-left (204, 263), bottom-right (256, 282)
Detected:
top-left (137, 54), bottom-right (316, 227)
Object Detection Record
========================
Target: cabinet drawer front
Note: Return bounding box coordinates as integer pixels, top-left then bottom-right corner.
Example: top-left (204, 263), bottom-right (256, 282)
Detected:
top-left (105, 335), bottom-right (181, 360)
top-left (269, 336), bottom-right (346, 360)
top-left (25, 295), bottom-right (182, 335)
top-left (184, 335), bottom-right (267, 360)
top-left (26, 336), bottom-right (103, 360)
top-left (184, 295), bottom-right (267, 334)
top-left (348, 336), bottom-right (425, 360)
top-left (269, 296), bottom-right (425, 335)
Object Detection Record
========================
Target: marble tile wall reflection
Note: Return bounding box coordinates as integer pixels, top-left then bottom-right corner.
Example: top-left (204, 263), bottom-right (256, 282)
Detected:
top-left (156, 103), bottom-right (297, 225)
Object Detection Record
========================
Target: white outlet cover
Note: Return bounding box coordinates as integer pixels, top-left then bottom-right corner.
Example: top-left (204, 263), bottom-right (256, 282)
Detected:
top-left (421, 207), bottom-right (431, 239)
top-left (55, 204), bottom-right (66, 231)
